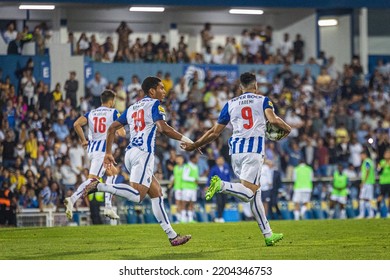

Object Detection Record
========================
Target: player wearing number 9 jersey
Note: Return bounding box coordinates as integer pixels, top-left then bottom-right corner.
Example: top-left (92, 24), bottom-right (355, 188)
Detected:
top-left (64, 90), bottom-right (126, 221)
top-left (84, 77), bottom-right (192, 246)
top-left (181, 72), bottom-right (291, 246)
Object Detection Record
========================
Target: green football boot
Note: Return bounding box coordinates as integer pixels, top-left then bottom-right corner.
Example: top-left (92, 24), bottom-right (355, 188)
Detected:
top-left (265, 233), bottom-right (284, 246)
top-left (205, 175), bottom-right (222, 200)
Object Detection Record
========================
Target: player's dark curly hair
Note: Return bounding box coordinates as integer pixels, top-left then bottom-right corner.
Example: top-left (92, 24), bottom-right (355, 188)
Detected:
top-left (100, 89), bottom-right (116, 103)
top-left (240, 72), bottom-right (256, 88)
top-left (142, 76), bottom-right (161, 96)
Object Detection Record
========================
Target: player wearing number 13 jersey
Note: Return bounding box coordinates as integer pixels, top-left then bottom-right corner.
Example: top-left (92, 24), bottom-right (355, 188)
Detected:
top-left (84, 77), bottom-right (192, 246)
top-left (181, 72), bottom-right (291, 246)
top-left (64, 90), bottom-right (126, 221)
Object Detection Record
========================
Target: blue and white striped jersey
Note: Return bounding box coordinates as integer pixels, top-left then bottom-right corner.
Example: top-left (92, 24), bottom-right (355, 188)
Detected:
top-left (84, 106), bottom-right (120, 153)
top-left (117, 97), bottom-right (165, 154)
top-left (218, 92), bottom-right (273, 155)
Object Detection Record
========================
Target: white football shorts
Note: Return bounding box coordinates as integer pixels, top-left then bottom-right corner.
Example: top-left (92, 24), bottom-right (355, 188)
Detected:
top-left (359, 184), bottom-right (374, 200)
top-left (88, 151), bottom-right (106, 177)
top-left (174, 189), bottom-right (183, 201)
top-left (231, 153), bottom-right (264, 185)
top-left (182, 189), bottom-right (197, 202)
top-left (292, 190), bottom-right (312, 204)
top-left (124, 148), bottom-right (154, 188)
top-left (330, 194), bottom-right (347, 205)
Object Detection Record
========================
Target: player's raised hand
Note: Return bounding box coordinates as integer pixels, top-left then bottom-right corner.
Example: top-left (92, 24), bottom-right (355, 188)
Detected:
top-left (104, 153), bottom-right (117, 169)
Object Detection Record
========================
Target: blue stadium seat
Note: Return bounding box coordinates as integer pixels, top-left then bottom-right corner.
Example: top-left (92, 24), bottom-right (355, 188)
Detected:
top-left (222, 209), bottom-right (241, 222)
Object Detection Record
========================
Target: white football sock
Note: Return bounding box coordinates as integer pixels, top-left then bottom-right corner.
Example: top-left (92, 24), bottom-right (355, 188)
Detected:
top-left (366, 201), bottom-right (374, 218)
top-left (221, 181), bottom-right (254, 202)
top-left (98, 182), bottom-right (140, 203)
top-left (188, 210), bottom-right (194, 222)
top-left (329, 209), bottom-right (335, 219)
top-left (301, 205), bottom-right (307, 219)
top-left (151, 197), bottom-right (177, 239)
top-left (294, 210), bottom-right (300, 221)
top-left (70, 178), bottom-right (94, 205)
top-left (359, 200), bottom-right (365, 217)
top-left (105, 176), bottom-right (115, 208)
top-left (250, 189), bottom-right (272, 238)
top-left (181, 210), bottom-right (187, 223)
top-left (340, 209), bottom-right (346, 219)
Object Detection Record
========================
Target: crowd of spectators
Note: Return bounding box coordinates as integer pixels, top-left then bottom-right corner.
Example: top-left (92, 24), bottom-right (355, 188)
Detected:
top-left (1, 21), bottom-right (390, 225)
top-left (4, 20), bottom-right (310, 66)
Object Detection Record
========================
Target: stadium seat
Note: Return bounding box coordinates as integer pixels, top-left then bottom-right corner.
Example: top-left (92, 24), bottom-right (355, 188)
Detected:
top-left (222, 209), bottom-right (241, 222)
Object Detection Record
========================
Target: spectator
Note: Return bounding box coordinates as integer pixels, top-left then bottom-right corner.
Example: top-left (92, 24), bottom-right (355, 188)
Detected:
top-left (293, 34), bottom-right (304, 63)
top-left (52, 113), bottom-right (70, 142)
top-left (162, 72), bottom-right (174, 94)
top-left (38, 83), bottom-right (52, 112)
top-left (174, 77), bottom-right (189, 103)
top-left (243, 32), bottom-right (262, 63)
top-left (60, 155), bottom-right (79, 192)
top-left (67, 32), bottom-right (76, 55)
top-left (156, 34), bottom-right (169, 54)
top-left (33, 26), bottom-right (45, 55)
top-left (7, 32), bottom-right (23, 55)
top-left (64, 71), bottom-right (79, 108)
top-left (76, 33), bottom-right (89, 55)
top-left (212, 46), bottom-right (224, 64)
top-left (39, 176), bottom-right (59, 211)
top-left (279, 33), bottom-right (293, 57)
top-left (20, 68), bottom-right (36, 107)
top-left (87, 72), bottom-right (108, 109)
top-left (208, 156), bottom-right (231, 223)
top-left (3, 21), bottom-right (17, 44)
top-left (200, 22), bottom-right (214, 49)
top-left (51, 82), bottom-right (63, 103)
top-left (223, 37), bottom-right (237, 64)
top-left (126, 75), bottom-right (142, 105)
top-left (116, 21), bottom-right (132, 53)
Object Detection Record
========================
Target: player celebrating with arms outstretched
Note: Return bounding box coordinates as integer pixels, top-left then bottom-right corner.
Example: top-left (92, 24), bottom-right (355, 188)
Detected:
top-left (181, 72), bottom-right (291, 246)
top-left (85, 77), bottom-right (192, 246)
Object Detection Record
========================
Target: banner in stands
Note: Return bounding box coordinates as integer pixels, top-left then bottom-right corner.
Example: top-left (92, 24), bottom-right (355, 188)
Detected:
top-left (183, 64), bottom-right (239, 84)
top-left (84, 61), bottom-right (94, 84)
top-left (40, 60), bottom-right (50, 85)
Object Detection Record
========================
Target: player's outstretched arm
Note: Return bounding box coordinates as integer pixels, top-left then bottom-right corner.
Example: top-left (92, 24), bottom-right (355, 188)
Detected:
top-left (182, 123), bottom-right (226, 152)
top-left (155, 120), bottom-right (190, 142)
top-left (264, 108), bottom-right (292, 134)
top-left (73, 116), bottom-right (88, 148)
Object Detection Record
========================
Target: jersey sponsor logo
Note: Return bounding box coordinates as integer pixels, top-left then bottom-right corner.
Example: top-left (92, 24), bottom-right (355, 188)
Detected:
top-left (158, 105), bottom-right (166, 115)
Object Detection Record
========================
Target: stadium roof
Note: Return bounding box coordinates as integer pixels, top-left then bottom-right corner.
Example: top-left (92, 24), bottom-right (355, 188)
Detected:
top-left (4, 0), bottom-right (390, 9)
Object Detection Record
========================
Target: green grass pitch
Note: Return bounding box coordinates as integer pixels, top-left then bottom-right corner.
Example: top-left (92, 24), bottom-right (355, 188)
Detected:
top-left (1, 219), bottom-right (389, 260)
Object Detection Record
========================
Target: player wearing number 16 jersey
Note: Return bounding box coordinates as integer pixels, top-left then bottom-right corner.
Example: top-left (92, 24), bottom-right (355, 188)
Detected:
top-left (64, 90), bottom-right (126, 220)
top-left (181, 72), bottom-right (291, 246)
top-left (84, 77), bottom-right (191, 246)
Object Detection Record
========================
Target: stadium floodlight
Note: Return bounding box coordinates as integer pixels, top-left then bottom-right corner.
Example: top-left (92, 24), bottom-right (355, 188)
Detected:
top-left (129, 7), bottom-right (165, 12)
top-left (318, 19), bottom-right (338, 27)
top-left (229, 9), bottom-right (264, 15)
top-left (19, 5), bottom-right (55, 10)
